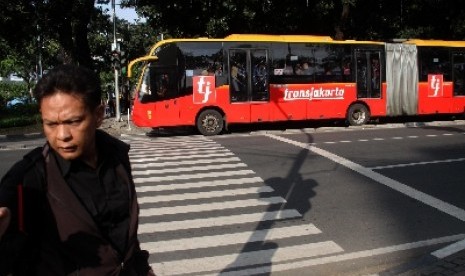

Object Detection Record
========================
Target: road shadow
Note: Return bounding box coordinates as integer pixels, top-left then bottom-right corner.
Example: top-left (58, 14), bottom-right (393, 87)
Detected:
top-left (219, 132), bottom-right (317, 275)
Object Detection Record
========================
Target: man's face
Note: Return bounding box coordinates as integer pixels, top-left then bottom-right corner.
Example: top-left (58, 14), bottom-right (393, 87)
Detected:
top-left (40, 91), bottom-right (104, 164)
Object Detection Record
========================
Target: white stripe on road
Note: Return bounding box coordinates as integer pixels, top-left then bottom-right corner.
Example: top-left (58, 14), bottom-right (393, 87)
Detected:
top-left (130, 148), bottom-right (230, 158)
top-left (138, 186), bottom-right (274, 204)
top-left (130, 152), bottom-right (234, 163)
top-left (369, 157), bottom-right (465, 170)
top-left (130, 145), bottom-right (224, 155)
top-left (135, 177), bottom-right (263, 192)
top-left (131, 157), bottom-right (241, 169)
top-left (432, 237), bottom-right (465, 259)
top-left (139, 197), bottom-right (286, 217)
top-left (133, 170), bottom-right (255, 183)
top-left (142, 224), bottom-right (321, 253)
top-left (130, 142), bottom-right (218, 151)
top-left (152, 241), bottom-right (343, 276)
top-left (130, 140), bottom-right (216, 148)
top-left (138, 209), bottom-right (301, 234)
top-left (132, 163), bottom-right (246, 176)
top-left (265, 134), bottom-right (465, 222)
top-left (213, 233), bottom-right (465, 276)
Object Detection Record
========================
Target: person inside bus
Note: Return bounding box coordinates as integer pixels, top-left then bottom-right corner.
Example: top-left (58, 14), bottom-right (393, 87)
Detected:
top-left (283, 63), bottom-right (294, 75)
top-left (301, 62), bottom-right (314, 75)
top-left (156, 73), bottom-right (169, 98)
top-left (231, 65), bottom-right (245, 101)
top-left (371, 58), bottom-right (380, 91)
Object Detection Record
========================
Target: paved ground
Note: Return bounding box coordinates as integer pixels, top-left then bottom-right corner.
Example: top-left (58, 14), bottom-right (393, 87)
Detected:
top-left (1, 117), bottom-right (465, 275)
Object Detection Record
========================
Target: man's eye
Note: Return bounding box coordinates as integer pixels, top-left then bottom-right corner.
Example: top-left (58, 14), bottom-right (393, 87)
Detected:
top-left (69, 120), bottom-right (82, 126)
top-left (45, 122), bottom-right (57, 128)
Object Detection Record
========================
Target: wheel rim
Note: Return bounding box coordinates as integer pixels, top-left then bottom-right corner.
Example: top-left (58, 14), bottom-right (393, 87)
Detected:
top-left (352, 110), bottom-right (366, 124)
top-left (201, 114), bottom-right (220, 133)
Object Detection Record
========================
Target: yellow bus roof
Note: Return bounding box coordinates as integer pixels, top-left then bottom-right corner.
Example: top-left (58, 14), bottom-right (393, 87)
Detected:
top-left (405, 39), bottom-right (465, 47)
top-left (148, 34), bottom-right (385, 54)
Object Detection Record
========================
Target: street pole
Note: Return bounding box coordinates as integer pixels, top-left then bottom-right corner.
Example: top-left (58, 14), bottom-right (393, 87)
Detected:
top-left (112, 0), bottom-right (121, 121)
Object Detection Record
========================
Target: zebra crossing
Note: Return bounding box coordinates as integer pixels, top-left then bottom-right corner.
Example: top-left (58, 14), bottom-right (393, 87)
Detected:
top-left (124, 135), bottom-right (344, 275)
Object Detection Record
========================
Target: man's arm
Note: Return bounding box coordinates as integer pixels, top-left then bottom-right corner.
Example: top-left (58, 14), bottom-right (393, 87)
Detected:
top-left (0, 207), bottom-right (11, 240)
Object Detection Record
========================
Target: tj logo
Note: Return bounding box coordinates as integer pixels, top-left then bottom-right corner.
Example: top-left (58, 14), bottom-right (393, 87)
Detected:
top-left (428, 74), bottom-right (443, 97)
top-left (193, 76), bottom-right (216, 104)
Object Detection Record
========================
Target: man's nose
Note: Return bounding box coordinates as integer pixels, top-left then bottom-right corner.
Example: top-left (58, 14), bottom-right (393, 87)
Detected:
top-left (57, 124), bottom-right (72, 141)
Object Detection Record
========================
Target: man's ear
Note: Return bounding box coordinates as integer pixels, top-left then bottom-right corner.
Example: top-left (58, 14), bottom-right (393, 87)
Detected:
top-left (95, 104), bottom-right (105, 127)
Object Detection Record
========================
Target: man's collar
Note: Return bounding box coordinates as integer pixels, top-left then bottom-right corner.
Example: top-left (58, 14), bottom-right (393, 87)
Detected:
top-left (51, 149), bottom-right (72, 177)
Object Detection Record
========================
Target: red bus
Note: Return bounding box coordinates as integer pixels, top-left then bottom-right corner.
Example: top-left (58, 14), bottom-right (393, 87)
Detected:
top-left (127, 34), bottom-right (465, 135)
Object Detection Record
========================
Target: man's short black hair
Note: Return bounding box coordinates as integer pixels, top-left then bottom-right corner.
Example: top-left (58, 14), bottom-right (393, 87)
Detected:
top-left (33, 64), bottom-right (102, 111)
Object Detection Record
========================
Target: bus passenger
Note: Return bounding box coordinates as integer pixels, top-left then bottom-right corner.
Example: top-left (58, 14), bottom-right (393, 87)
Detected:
top-left (301, 62), bottom-right (314, 75)
top-left (231, 66), bottom-right (245, 100)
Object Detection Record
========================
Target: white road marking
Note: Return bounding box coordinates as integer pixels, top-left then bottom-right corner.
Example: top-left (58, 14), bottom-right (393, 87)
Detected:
top-left (139, 197), bottom-right (286, 217)
top-left (369, 157), bottom-right (465, 170)
top-left (213, 233), bottom-right (465, 276)
top-left (136, 177), bottom-right (263, 192)
top-left (130, 148), bottom-right (230, 158)
top-left (264, 134), bottom-right (465, 222)
top-left (138, 186), bottom-right (274, 203)
top-left (131, 145), bottom-right (225, 155)
top-left (131, 157), bottom-right (240, 168)
top-left (142, 224), bottom-right (321, 253)
top-left (132, 162), bottom-right (246, 176)
top-left (130, 152), bottom-right (233, 163)
top-left (152, 241), bottom-right (343, 276)
top-left (432, 237), bottom-right (465, 258)
top-left (133, 169), bottom-right (255, 183)
top-left (138, 209), bottom-right (302, 234)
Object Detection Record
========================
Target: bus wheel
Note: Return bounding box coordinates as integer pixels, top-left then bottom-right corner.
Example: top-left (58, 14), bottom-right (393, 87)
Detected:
top-left (347, 103), bottom-right (370, 126)
top-left (197, 109), bottom-right (224, 136)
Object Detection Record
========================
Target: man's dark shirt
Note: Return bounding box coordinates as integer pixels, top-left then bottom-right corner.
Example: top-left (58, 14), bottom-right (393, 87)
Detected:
top-left (52, 146), bottom-right (130, 256)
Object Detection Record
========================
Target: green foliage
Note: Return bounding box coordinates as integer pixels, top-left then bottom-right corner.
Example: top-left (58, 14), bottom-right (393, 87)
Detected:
top-left (0, 81), bottom-right (29, 103)
top-left (1, 0), bottom-right (465, 98)
top-left (0, 103), bottom-right (40, 128)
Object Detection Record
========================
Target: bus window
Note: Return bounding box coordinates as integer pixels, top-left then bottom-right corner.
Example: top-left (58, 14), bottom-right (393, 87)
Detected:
top-left (138, 64), bottom-right (178, 102)
top-left (177, 42), bottom-right (225, 91)
top-left (270, 43), bottom-right (352, 84)
top-left (355, 50), bottom-right (382, 98)
top-left (229, 50), bottom-right (248, 102)
top-left (418, 47), bottom-right (451, 81)
top-left (251, 49), bottom-right (269, 101)
top-left (453, 52), bottom-right (465, 96)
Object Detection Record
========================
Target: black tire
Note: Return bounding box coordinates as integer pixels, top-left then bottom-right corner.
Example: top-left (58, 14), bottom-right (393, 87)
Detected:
top-left (347, 103), bottom-right (370, 126)
top-left (196, 109), bottom-right (224, 136)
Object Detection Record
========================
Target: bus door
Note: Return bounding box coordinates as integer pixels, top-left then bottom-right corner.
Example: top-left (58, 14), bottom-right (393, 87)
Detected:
top-left (228, 48), bottom-right (270, 123)
top-left (355, 49), bottom-right (382, 99)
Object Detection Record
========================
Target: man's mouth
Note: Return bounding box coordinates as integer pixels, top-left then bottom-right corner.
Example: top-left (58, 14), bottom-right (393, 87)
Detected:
top-left (60, 146), bottom-right (77, 152)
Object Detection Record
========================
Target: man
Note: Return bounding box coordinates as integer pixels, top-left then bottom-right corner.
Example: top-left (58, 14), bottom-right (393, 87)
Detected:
top-left (0, 64), bottom-right (154, 275)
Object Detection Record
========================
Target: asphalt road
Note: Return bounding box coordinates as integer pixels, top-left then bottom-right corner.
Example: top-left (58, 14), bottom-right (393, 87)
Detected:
top-left (1, 122), bottom-right (465, 275)
top-left (210, 124), bottom-right (465, 275)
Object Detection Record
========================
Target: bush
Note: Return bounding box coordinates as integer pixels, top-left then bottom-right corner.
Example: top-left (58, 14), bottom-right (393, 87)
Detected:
top-left (0, 103), bottom-right (40, 128)
top-left (0, 81), bottom-right (29, 106)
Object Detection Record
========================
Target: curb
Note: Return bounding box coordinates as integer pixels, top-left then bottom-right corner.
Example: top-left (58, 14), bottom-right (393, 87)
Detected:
top-left (0, 132), bottom-right (44, 141)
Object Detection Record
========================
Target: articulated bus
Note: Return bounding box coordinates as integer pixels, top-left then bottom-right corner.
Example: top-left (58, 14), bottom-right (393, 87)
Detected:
top-left (127, 34), bottom-right (465, 135)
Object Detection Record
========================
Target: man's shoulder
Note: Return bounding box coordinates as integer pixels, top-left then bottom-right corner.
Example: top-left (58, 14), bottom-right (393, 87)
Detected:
top-left (1, 147), bottom-right (44, 184)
